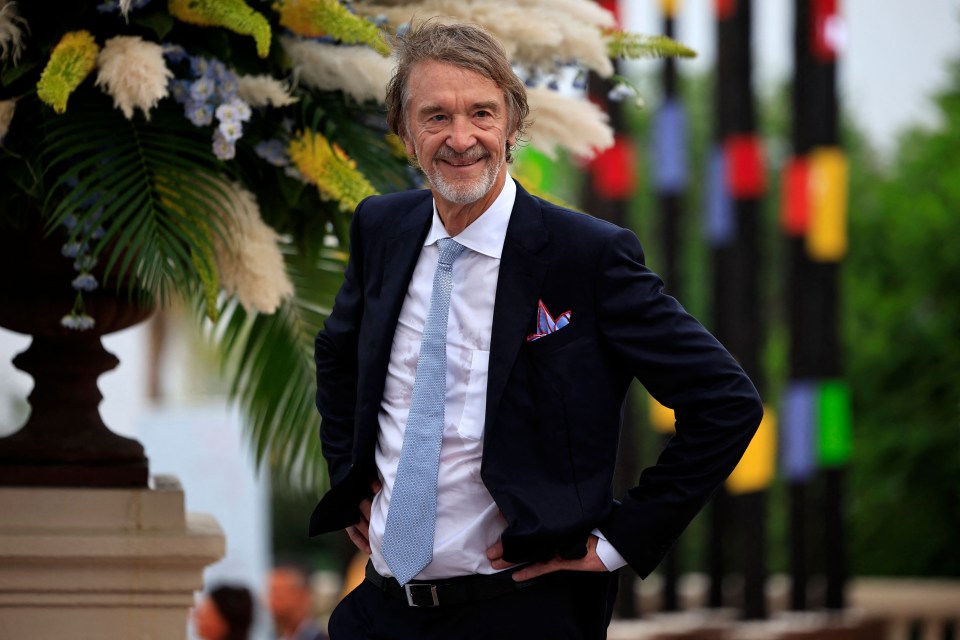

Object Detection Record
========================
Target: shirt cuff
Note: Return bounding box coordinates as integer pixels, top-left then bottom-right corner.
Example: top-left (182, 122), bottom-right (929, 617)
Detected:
top-left (591, 528), bottom-right (628, 571)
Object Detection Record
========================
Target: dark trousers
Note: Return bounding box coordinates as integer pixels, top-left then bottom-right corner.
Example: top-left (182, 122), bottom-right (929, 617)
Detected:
top-left (328, 570), bottom-right (619, 640)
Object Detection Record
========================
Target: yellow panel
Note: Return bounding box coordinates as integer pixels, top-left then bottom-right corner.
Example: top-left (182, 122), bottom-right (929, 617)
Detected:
top-left (649, 395), bottom-right (675, 434)
top-left (660, 0), bottom-right (680, 17)
top-left (806, 146), bottom-right (848, 262)
top-left (725, 406), bottom-right (776, 495)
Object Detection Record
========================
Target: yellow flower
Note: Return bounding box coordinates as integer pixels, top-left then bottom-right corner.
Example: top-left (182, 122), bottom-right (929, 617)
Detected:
top-left (36, 31), bottom-right (99, 114)
top-left (273, 0), bottom-right (390, 56)
top-left (168, 0), bottom-right (271, 58)
top-left (288, 129), bottom-right (378, 213)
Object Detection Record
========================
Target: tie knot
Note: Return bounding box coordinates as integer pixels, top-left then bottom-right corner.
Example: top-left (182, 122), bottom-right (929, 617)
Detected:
top-left (436, 237), bottom-right (465, 267)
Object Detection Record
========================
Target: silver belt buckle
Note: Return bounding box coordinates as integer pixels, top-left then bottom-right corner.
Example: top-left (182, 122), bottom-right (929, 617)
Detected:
top-left (404, 583), bottom-right (440, 607)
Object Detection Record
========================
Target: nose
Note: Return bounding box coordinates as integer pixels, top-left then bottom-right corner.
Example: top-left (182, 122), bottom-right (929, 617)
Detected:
top-left (446, 115), bottom-right (477, 153)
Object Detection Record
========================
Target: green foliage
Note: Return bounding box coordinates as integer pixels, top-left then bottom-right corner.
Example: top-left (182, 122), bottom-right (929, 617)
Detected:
top-left (40, 92), bottom-right (229, 308)
top-left (844, 58), bottom-right (960, 577)
top-left (608, 32), bottom-right (697, 61)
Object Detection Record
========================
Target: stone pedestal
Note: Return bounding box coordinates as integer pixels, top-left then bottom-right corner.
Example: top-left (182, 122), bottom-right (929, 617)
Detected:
top-left (0, 475), bottom-right (225, 639)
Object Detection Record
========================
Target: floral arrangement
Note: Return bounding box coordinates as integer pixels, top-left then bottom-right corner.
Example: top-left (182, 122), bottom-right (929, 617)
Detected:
top-left (0, 0), bottom-right (691, 488)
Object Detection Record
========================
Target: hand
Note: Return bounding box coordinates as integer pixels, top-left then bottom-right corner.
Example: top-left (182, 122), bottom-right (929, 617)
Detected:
top-left (486, 534), bottom-right (607, 582)
top-left (345, 480), bottom-right (382, 554)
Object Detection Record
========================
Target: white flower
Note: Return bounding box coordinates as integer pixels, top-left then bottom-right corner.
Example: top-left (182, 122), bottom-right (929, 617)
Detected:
top-left (237, 74), bottom-right (298, 108)
top-left (60, 313), bottom-right (96, 331)
top-left (208, 179), bottom-right (294, 314)
top-left (525, 86), bottom-right (613, 159)
top-left (215, 102), bottom-right (240, 124)
top-left (95, 36), bottom-right (173, 120)
top-left (215, 98), bottom-right (251, 124)
top-left (282, 36), bottom-right (394, 104)
top-left (0, 98), bottom-right (15, 143)
top-left (217, 120), bottom-right (243, 143)
top-left (0, 1), bottom-right (27, 66)
top-left (212, 129), bottom-right (236, 160)
top-left (354, 0), bottom-right (615, 76)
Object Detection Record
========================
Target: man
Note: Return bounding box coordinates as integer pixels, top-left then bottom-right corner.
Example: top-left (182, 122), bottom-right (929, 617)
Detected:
top-left (267, 564), bottom-right (327, 640)
top-left (310, 21), bottom-right (763, 639)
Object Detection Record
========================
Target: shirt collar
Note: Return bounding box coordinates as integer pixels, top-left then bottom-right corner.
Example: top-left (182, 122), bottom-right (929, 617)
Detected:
top-left (423, 174), bottom-right (516, 260)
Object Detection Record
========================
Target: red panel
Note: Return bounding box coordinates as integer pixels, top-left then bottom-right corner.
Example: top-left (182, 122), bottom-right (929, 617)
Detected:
top-left (811, 0), bottom-right (840, 61)
top-left (724, 134), bottom-right (766, 199)
top-left (715, 0), bottom-right (736, 20)
top-left (782, 156), bottom-right (810, 236)
top-left (599, 0), bottom-right (621, 26)
top-left (589, 134), bottom-right (638, 200)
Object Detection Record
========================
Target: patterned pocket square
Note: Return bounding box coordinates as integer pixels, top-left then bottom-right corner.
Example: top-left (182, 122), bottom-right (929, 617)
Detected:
top-left (526, 299), bottom-right (572, 342)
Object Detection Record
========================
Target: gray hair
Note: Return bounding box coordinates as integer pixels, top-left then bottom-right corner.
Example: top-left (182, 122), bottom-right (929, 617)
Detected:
top-left (384, 21), bottom-right (530, 162)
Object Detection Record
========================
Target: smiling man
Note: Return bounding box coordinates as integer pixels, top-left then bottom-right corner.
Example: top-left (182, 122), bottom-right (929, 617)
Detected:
top-left (310, 21), bottom-right (763, 640)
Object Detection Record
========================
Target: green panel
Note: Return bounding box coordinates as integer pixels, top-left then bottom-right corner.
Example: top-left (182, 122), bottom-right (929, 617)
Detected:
top-left (817, 379), bottom-right (853, 466)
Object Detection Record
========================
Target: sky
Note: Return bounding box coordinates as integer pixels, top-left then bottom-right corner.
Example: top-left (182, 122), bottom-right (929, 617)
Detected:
top-left (621, 0), bottom-right (960, 154)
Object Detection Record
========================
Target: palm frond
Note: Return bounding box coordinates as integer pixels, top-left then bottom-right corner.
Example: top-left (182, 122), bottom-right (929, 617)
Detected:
top-left (39, 94), bottom-right (229, 309)
top-left (209, 240), bottom-right (350, 492)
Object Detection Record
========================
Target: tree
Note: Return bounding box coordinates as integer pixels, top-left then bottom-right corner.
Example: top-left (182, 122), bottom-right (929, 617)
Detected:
top-left (844, 56), bottom-right (960, 577)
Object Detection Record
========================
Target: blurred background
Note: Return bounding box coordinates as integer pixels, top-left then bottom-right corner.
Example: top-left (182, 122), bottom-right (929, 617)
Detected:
top-left (1, 0), bottom-right (958, 638)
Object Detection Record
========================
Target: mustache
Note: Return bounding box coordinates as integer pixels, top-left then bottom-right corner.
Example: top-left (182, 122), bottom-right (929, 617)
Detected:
top-left (433, 145), bottom-right (489, 163)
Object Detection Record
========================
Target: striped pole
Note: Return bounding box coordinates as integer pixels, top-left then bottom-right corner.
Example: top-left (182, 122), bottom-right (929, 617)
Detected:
top-left (784, 0), bottom-right (849, 611)
top-left (711, 0), bottom-right (772, 620)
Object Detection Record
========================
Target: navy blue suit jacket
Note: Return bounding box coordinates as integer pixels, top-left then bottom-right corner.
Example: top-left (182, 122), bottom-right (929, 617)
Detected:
top-left (310, 181), bottom-right (763, 578)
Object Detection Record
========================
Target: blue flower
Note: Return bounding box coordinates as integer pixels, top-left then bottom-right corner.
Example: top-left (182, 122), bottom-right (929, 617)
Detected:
top-left (190, 56), bottom-right (211, 78)
top-left (189, 77), bottom-right (215, 102)
top-left (61, 242), bottom-right (87, 258)
top-left (212, 129), bottom-right (236, 160)
top-left (74, 255), bottom-right (98, 271)
top-left (217, 75), bottom-right (240, 101)
top-left (60, 313), bottom-right (96, 331)
top-left (607, 83), bottom-right (637, 103)
top-left (255, 139), bottom-right (289, 167)
top-left (216, 98), bottom-right (251, 124)
top-left (170, 79), bottom-right (191, 104)
top-left (208, 59), bottom-right (228, 81)
top-left (218, 120), bottom-right (243, 143)
top-left (215, 101), bottom-right (240, 124)
top-left (185, 100), bottom-right (214, 126)
top-left (163, 44), bottom-right (188, 64)
top-left (71, 273), bottom-right (99, 292)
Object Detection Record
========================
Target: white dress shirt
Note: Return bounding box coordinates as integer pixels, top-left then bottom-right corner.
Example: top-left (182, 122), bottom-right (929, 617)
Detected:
top-left (369, 176), bottom-right (625, 580)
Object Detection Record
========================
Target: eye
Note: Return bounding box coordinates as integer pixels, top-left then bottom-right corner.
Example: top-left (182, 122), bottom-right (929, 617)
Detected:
top-left (475, 110), bottom-right (491, 118)
top-left (429, 113), bottom-right (447, 123)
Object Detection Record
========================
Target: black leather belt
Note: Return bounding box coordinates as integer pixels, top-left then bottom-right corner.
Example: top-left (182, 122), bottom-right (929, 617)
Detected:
top-left (364, 561), bottom-right (536, 607)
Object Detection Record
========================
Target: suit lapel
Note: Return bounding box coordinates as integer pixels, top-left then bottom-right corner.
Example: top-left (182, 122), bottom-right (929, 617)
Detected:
top-left (359, 195), bottom-right (432, 434)
top-left (486, 183), bottom-right (549, 432)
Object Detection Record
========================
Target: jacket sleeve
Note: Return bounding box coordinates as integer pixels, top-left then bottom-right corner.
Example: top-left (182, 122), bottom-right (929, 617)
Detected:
top-left (314, 200), bottom-right (368, 488)
top-left (594, 227), bottom-right (764, 577)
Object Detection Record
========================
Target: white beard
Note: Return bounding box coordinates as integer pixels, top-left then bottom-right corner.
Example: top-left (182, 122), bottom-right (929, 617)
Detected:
top-left (423, 146), bottom-right (504, 205)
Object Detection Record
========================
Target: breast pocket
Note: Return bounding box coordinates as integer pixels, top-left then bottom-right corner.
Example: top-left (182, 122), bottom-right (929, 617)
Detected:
top-left (457, 349), bottom-right (489, 440)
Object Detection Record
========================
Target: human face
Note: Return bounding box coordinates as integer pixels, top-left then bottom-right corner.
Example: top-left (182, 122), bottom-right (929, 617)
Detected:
top-left (191, 595), bottom-right (228, 640)
top-left (403, 61), bottom-right (515, 209)
top-left (267, 569), bottom-right (309, 629)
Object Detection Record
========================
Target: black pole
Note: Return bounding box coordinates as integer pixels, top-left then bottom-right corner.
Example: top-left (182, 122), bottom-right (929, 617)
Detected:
top-left (657, 9), bottom-right (682, 615)
top-left (713, 0), bottom-right (767, 620)
top-left (788, 0), bottom-right (846, 611)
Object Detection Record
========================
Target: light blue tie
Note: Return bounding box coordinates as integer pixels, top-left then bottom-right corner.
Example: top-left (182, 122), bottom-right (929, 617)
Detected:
top-left (381, 237), bottom-right (466, 585)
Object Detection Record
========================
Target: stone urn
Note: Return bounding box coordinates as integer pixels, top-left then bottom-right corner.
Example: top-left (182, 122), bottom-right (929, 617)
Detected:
top-left (0, 221), bottom-right (154, 486)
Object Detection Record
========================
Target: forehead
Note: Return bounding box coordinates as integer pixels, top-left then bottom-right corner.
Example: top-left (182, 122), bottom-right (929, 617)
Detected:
top-left (406, 60), bottom-right (506, 110)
